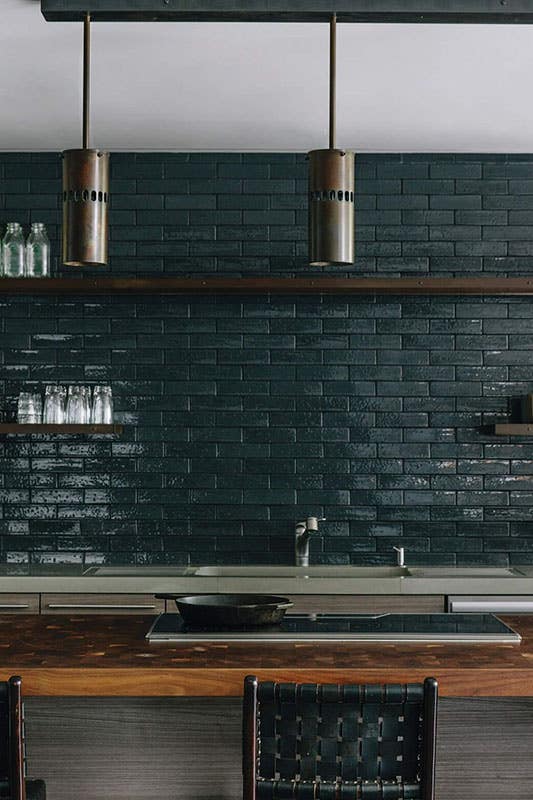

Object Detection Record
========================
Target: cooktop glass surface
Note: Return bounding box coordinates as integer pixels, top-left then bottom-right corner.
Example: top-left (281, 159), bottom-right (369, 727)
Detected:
top-left (146, 612), bottom-right (521, 643)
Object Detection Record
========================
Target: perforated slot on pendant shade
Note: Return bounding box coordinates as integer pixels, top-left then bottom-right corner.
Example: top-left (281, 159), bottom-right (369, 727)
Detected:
top-left (63, 190), bottom-right (108, 203)
top-left (62, 148), bottom-right (109, 267)
top-left (310, 190), bottom-right (355, 202)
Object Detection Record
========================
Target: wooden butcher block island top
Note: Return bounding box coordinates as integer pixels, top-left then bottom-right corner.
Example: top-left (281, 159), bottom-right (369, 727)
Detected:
top-left (1, 614), bottom-right (532, 697)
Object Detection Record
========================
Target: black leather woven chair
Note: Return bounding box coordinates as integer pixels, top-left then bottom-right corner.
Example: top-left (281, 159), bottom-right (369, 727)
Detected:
top-left (0, 677), bottom-right (46, 800)
top-left (243, 677), bottom-right (437, 800)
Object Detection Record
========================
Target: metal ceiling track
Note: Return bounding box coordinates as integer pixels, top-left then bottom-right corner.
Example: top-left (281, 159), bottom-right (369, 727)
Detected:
top-left (40, 0), bottom-right (533, 24)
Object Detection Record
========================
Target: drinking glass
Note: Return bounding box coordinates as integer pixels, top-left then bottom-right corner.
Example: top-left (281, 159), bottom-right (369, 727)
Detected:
top-left (91, 385), bottom-right (113, 424)
top-left (17, 392), bottom-right (42, 424)
top-left (43, 385), bottom-right (66, 424)
top-left (66, 386), bottom-right (85, 424)
top-left (81, 386), bottom-right (92, 424)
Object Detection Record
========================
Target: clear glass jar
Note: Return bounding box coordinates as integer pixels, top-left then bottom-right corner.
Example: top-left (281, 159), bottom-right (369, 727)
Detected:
top-left (26, 223), bottom-right (50, 278)
top-left (43, 385), bottom-right (66, 424)
top-left (66, 386), bottom-right (85, 424)
top-left (17, 392), bottom-right (42, 424)
top-left (91, 385), bottom-right (113, 424)
top-left (81, 386), bottom-right (92, 424)
top-left (3, 223), bottom-right (25, 278)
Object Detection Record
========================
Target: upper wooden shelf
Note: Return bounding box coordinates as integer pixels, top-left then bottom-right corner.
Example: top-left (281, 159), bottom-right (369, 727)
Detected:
top-left (2, 277), bottom-right (533, 296)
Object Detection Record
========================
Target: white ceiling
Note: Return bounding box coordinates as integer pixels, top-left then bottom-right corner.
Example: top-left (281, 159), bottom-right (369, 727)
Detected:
top-left (4, 0), bottom-right (533, 152)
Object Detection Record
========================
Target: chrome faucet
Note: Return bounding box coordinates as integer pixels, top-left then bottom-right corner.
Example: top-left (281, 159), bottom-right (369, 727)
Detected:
top-left (295, 517), bottom-right (326, 567)
top-left (393, 546), bottom-right (405, 567)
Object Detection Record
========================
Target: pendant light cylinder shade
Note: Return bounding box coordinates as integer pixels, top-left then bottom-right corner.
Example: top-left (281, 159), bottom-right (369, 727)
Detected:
top-left (309, 148), bottom-right (355, 266)
top-left (62, 148), bottom-right (109, 267)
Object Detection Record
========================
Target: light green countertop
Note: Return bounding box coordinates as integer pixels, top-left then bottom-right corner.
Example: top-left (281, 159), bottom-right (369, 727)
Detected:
top-left (0, 564), bottom-right (532, 595)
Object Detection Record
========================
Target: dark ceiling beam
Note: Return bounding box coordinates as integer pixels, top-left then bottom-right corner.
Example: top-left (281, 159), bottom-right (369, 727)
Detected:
top-left (41, 0), bottom-right (533, 23)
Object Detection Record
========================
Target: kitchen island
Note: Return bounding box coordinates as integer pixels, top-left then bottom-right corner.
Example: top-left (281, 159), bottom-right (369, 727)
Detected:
top-left (4, 613), bottom-right (533, 800)
top-left (0, 612), bottom-right (531, 696)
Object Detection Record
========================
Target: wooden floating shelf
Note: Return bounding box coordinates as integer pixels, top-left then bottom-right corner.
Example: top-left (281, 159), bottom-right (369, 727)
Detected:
top-left (2, 276), bottom-right (533, 295)
top-left (0, 424), bottom-right (123, 435)
top-left (493, 424), bottom-right (533, 436)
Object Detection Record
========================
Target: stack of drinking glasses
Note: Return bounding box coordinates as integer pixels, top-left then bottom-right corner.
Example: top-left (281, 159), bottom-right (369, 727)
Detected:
top-left (89, 386), bottom-right (114, 424)
top-left (1, 222), bottom-right (50, 277)
top-left (17, 385), bottom-right (113, 425)
top-left (16, 392), bottom-right (43, 424)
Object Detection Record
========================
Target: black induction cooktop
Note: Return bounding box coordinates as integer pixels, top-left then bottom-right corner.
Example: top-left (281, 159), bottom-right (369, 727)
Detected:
top-left (146, 612), bottom-right (521, 644)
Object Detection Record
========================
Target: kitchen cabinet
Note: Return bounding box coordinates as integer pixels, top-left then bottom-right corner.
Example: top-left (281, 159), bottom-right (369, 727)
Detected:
top-left (40, 593), bottom-right (165, 615)
top-left (288, 594), bottom-right (445, 613)
top-left (0, 592), bottom-right (446, 616)
top-left (0, 593), bottom-right (40, 613)
top-left (448, 595), bottom-right (533, 613)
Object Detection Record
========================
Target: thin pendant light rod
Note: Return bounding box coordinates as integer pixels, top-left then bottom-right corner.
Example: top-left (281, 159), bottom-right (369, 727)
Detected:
top-left (329, 12), bottom-right (336, 150)
top-left (308, 12), bottom-right (354, 266)
top-left (62, 9), bottom-right (109, 267)
top-left (82, 12), bottom-right (91, 149)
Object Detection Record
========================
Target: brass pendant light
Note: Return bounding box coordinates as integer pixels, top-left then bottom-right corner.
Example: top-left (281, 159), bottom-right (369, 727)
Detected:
top-left (308, 14), bottom-right (354, 267)
top-left (62, 13), bottom-right (109, 267)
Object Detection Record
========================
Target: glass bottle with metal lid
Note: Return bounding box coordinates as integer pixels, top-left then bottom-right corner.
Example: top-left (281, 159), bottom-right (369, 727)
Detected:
top-left (26, 223), bottom-right (50, 277)
top-left (2, 223), bottom-right (25, 277)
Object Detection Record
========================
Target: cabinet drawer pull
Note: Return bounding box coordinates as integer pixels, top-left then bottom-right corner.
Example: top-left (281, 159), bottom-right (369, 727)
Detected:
top-left (47, 604), bottom-right (157, 610)
top-left (0, 604), bottom-right (30, 609)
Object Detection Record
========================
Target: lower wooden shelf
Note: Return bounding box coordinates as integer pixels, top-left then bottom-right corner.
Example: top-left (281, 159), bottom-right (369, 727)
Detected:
top-left (2, 276), bottom-right (533, 295)
top-left (0, 424), bottom-right (123, 434)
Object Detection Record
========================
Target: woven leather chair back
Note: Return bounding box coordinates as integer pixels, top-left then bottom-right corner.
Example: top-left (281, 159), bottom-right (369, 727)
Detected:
top-left (243, 678), bottom-right (438, 800)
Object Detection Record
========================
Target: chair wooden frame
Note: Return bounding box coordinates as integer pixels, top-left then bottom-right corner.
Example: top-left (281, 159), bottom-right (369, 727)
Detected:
top-left (0, 676), bottom-right (26, 800)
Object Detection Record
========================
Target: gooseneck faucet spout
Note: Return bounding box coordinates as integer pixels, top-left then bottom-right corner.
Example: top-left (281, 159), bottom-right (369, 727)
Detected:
top-left (295, 516), bottom-right (326, 567)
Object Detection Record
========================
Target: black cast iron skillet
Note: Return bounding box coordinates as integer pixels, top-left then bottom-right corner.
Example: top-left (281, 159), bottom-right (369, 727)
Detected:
top-left (156, 593), bottom-right (293, 628)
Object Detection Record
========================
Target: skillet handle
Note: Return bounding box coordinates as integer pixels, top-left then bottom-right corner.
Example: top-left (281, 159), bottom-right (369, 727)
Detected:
top-left (155, 594), bottom-right (182, 600)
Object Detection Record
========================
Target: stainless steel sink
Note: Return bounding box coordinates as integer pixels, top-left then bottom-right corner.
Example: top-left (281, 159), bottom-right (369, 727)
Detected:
top-left (83, 566), bottom-right (190, 576)
top-left (84, 565), bottom-right (410, 578)
top-left (83, 565), bottom-right (524, 579)
top-left (408, 567), bottom-right (523, 578)
top-left (188, 565), bottom-right (410, 578)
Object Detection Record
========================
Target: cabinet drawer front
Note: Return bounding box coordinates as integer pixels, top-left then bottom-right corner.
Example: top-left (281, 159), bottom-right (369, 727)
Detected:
top-left (288, 594), bottom-right (445, 614)
top-left (41, 593), bottom-right (165, 614)
top-left (448, 595), bottom-right (533, 613)
top-left (0, 593), bottom-right (40, 614)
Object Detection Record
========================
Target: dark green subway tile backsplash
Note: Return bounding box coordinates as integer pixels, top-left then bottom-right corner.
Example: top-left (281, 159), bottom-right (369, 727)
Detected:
top-left (2, 153), bottom-right (533, 565)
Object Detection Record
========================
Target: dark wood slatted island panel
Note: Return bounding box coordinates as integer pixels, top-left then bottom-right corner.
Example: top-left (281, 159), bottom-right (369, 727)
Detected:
top-left (1, 614), bottom-right (531, 697)
top-left (24, 696), bottom-right (533, 800)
